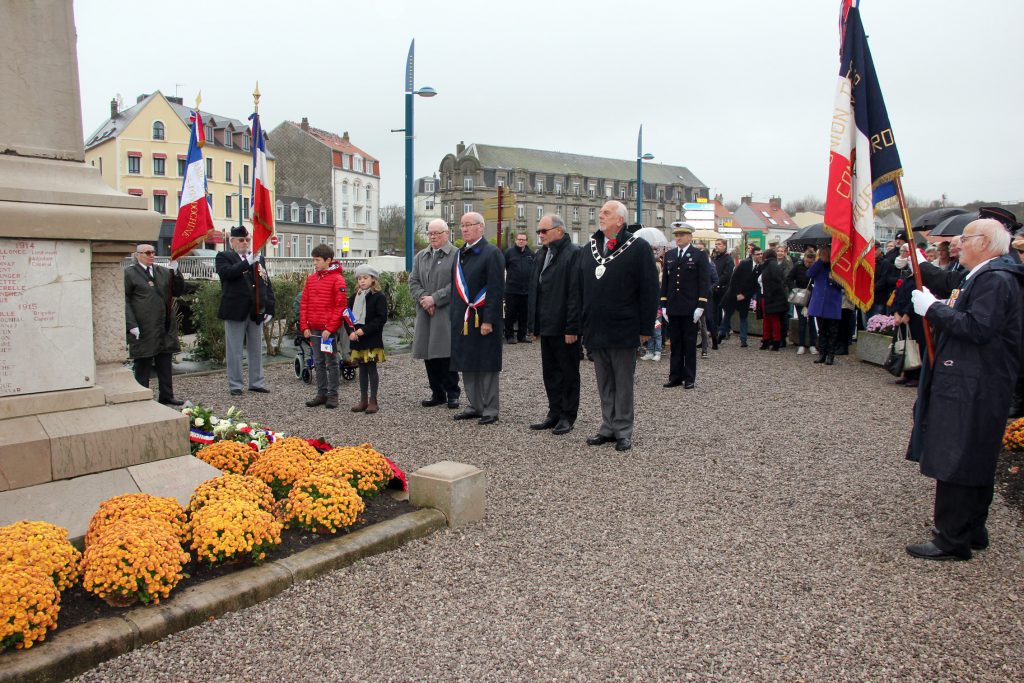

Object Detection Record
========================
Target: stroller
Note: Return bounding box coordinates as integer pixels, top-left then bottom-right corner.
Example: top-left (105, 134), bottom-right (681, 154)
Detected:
top-left (293, 335), bottom-right (356, 384)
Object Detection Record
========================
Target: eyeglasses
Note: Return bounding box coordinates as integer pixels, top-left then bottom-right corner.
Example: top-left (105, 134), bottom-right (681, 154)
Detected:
top-left (460, 221), bottom-right (482, 228)
top-left (427, 231), bottom-right (448, 236)
top-left (137, 250), bottom-right (155, 255)
top-left (960, 234), bottom-right (984, 243)
top-left (536, 228), bottom-right (554, 235)
top-left (235, 237), bottom-right (251, 242)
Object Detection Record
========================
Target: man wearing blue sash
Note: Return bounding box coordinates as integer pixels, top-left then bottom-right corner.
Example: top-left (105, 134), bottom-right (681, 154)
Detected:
top-left (451, 212), bottom-right (505, 424)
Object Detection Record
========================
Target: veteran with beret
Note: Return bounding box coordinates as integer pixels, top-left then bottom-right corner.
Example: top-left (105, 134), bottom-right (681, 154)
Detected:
top-left (661, 222), bottom-right (712, 389)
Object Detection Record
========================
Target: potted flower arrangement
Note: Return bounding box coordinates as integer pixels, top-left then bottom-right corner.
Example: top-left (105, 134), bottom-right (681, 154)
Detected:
top-left (0, 564), bottom-right (60, 651)
top-left (246, 444), bottom-right (312, 500)
top-left (857, 314), bottom-right (898, 366)
top-left (280, 475), bottom-right (365, 534)
top-left (0, 521), bottom-right (81, 592)
top-left (1003, 418), bottom-right (1024, 452)
top-left (189, 474), bottom-right (276, 514)
top-left (312, 444), bottom-right (394, 498)
top-left (183, 404), bottom-right (279, 454)
top-left (194, 440), bottom-right (260, 474)
top-left (84, 493), bottom-right (189, 547)
top-left (187, 498), bottom-right (282, 566)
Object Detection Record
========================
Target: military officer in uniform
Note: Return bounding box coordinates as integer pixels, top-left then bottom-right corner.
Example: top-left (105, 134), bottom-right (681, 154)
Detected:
top-left (661, 222), bottom-right (712, 389)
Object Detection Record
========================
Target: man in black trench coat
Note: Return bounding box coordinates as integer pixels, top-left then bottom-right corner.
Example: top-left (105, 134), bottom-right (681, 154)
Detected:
top-left (905, 218), bottom-right (1024, 560)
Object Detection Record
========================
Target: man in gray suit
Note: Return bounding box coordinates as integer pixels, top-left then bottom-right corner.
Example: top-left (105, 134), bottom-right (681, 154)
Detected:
top-left (409, 219), bottom-right (461, 409)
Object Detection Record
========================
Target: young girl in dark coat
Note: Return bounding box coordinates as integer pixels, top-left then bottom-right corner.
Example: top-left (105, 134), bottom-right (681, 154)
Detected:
top-left (347, 264), bottom-right (388, 414)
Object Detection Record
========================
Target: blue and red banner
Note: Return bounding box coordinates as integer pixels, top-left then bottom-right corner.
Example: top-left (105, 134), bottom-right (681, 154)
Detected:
top-left (823, 2), bottom-right (903, 311)
top-left (249, 111), bottom-right (274, 253)
top-left (171, 110), bottom-right (216, 260)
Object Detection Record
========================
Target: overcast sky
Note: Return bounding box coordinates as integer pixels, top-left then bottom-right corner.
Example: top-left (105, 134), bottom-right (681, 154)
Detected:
top-left (75, 0), bottom-right (1023, 209)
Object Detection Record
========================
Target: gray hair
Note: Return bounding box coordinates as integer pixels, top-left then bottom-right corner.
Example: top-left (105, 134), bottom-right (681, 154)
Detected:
top-left (610, 201), bottom-right (627, 220)
top-left (548, 215), bottom-right (565, 230)
top-left (970, 218), bottom-right (1010, 255)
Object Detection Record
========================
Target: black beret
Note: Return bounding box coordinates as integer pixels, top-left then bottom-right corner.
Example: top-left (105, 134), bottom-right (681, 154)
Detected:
top-left (230, 225), bottom-right (249, 238)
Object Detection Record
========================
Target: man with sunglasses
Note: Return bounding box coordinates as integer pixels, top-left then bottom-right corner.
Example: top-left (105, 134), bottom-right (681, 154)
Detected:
top-left (215, 225), bottom-right (276, 396)
top-left (527, 214), bottom-right (582, 435)
top-left (124, 243), bottom-right (186, 405)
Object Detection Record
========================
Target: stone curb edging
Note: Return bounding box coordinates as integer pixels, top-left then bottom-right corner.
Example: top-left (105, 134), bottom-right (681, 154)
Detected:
top-left (0, 508), bottom-right (446, 683)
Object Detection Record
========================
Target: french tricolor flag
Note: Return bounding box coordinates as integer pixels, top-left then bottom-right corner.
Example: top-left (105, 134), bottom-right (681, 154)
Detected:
top-left (170, 110), bottom-right (215, 259)
top-left (249, 111), bottom-right (274, 253)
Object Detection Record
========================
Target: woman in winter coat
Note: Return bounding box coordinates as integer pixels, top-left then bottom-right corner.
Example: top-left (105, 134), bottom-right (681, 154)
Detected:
top-left (786, 247), bottom-right (818, 354)
top-left (347, 264), bottom-right (389, 414)
top-left (806, 246), bottom-right (845, 365)
top-left (757, 248), bottom-right (789, 350)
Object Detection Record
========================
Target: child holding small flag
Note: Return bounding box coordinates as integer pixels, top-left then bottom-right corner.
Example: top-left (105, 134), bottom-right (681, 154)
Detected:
top-left (347, 265), bottom-right (388, 414)
top-left (299, 244), bottom-right (348, 409)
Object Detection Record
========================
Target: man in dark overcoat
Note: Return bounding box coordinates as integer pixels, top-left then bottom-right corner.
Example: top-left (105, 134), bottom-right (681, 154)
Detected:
top-left (710, 238), bottom-right (734, 337)
top-left (719, 245), bottom-right (762, 347)
top-left (450, 212), bottom-right (504, 425)
top-left (580, 201), bottom-right (659, 452)
top-left (215, 226), bottom-right (276, 396)
top-left (124, 243), bottom-right (186, 405)
top-left (906, 218), bottom-right (1024, 560)
top-left (503, 231), bottom-right (534, 344)
top-left (661, 223), bottom-right (711, 389)
top-left (409, 219), bottom-right (461, 409)
top-left (527, 214), bottom-right (582, 435)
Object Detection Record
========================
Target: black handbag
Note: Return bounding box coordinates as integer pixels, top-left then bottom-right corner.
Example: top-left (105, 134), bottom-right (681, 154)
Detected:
top-left (883, 325), bottom-right (919, 377)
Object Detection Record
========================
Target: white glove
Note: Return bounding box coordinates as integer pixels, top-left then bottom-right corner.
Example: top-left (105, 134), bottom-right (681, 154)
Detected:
top-left (246, 252), bottom-right (258, 265)
top-left (262, 314), bottom-right (272, 324)
top-left (660, 307), bottom-right (668, 320)
top-left (168, 260), bottom-right (179, 271)
top-left (911, 286), bottom-right (939, 316)
top-left (692, 308), bottom-right (704, 323)
top-left (129, 327), bottom-right (140, 340)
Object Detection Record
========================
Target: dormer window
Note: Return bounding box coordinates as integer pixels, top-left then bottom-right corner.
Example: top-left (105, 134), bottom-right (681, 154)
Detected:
top-left (242, 134), bottom-right (250, 151)
top-left (152, 121), bottom-right (165, 140)
top-left (306, 205), bottom-right (313, 223)
top-left (276, 201), bottom-right (284, 221)
top-left (205, 124), bottom-right (214, 142)
top-left (224, 129), bottom-right (233, 148)
top-left (291, 202), bottom-right (299, 222)
top-left (319, 208), bottom-right (327, 224)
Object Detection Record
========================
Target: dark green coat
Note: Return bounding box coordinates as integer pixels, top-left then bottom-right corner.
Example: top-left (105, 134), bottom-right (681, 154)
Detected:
top-left (124, 263), bottom-right (185, 359)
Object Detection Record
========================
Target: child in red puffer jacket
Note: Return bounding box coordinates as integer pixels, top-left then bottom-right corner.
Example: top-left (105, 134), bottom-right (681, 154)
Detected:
top-left (299, 244), bottom-right (348, 408)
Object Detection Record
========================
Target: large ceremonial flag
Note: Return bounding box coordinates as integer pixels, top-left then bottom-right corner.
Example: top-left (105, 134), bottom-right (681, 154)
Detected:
top-left (823, 2), bottom-right (902, 311)
top-left (170, 110), bottom-right (216, 259)
top-left (248, 111), bottom-right (274, 253)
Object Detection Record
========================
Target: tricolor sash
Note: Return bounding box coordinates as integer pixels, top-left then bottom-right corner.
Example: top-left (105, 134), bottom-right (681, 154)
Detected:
top-left (455, 254), bottom-right (486, 335)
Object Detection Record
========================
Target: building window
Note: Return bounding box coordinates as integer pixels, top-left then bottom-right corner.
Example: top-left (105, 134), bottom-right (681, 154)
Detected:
top-left (291, 202), bottom-right (299, 222)
top-left (425, 180), bottom-right (435, 193)
top-left (320, 236), bottom-right (327, 244)
top-left (291, 235), bottom-right (299, 257)
top-left (225, 196), bottom-right (233, 219)
top-left (516, 179), bottom-right (524, 192)
top-left (205, 124), bottom-right (214, 142)
top-left (276, 201), bottom-right (284, 221)
top-left (152, 121), bottom-right (165, 140)
top-left (152, 157), bottom-right (165, 176)
top-left (463, 202), bottom-right (473, 215)
top-left (305, 206), bottom-right (313, 223)
top-left (305, 235), bottom-right (313, 257)
top-left (319, 208), bottom-right (327, 224)
top-left (496, 176), bottom-right (505, 188)
top-left (341, 207), bottom-right (349, 227)
top-left (224, 130), bottom-right (233, 148)
top-left (536, 206), bottom-right (543, 221)
top-left (243, 165), bottom-right (249, 184)
top-left (365, 185), bottom-right (372, 203)
top-left (127, 155), bottom-right (140, 174)
top-left (342, 183), bottom-right (349, 200)
top-left (573, 182), bottom-right (580, 195)
top-left (605, 185), bottom-right (613, 198)
top-left (225, 161), bottom-right (232, 182)
top-left (589, 208), bottom-right (596, 220)
top-left (517, 204), bottom-right (524, 219)
top-left (365, 209), bottom-right (371, 224)
top-left (535, 181), bottom-right (544, 193)
top-left (572, 207), bottom-right (579, 220)
top-left (425, 198), bottom-right (435, 210)
top-left (242, 134), bottom-right (250, 151)
top-left (588, 183), bottom-right (596, 197)
top-left (206, 158), bottom-right (213, 179)
top-left (354, 156), bottom-right (364, 173)
top-left (620, 186), bottom-right (627, 199)
top-left (177, 158), bottom-right (186, 176)
top-left (243, 202), bottom-right (250, 220)
top-left (153, 194), bottom-right (166, 214)
top-left (463, 177), bottom-right (474, 191)
top-left (554, 182), bottom-right (562, 195)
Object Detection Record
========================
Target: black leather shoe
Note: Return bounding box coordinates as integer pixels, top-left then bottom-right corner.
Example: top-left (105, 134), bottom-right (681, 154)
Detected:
top-left (684, 382), bottom-right (695, 389)
top-left (505, 338), bottom-right (517, 344)
top-left (586, 434), bottom-right (615, 446)
top-left (447, 400), bottom-right (460, 410)
top-left (825, 354), bottom-right (835, 365)
top-left (453, 411), bottom-right (482, 421)
top-left (663, 381), bottom-right (682, 388)
top-left (906, 541), bottom-right (970, 561)
top-left (421, 397), bottom-right (446, 407)
top-left (229, 389), bottom-right (243, 396)
top-left (740, 341), bottom-right (748, 348)
top-left (248, 387), bottom-right (270, 394)
top-left (614, 438), bottom-right (632, 452)
top-left (552, 420), bottom-right (573, 435)
top-left (530, 417), bottom-right (559, 430)
top-left (478, 415), bottom-right (499, 425)
top-left (159, 397), bottom-right (185, 406)
top-left (931, 526), bottom-right (989, 550)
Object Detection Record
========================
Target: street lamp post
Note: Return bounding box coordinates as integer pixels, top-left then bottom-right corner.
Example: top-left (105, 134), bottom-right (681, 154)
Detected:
top-left (636, 124), bottom-right (654, 225)
top-left (399, 39), bottom-right (436, 272)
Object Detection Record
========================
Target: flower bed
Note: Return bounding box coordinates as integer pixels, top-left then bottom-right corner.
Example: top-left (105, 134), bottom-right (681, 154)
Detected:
top-left (0, 564), bottom-right (60, 651)
top-left (281, 475), bottom-right (365, 534)
top-left (0, 521), bottom-right (81, 592)
top-left (188, 498), bottom-right (283, 566)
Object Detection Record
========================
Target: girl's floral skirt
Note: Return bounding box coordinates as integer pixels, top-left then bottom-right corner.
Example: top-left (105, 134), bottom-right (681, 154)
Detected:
top-left (349, 348), bottom-right (386, 364)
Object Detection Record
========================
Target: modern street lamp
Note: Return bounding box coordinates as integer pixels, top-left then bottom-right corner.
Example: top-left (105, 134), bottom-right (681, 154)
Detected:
top-left (636, 125), bottom-right (654, 225)
top-left (397, 39), bottom-right (436, 271)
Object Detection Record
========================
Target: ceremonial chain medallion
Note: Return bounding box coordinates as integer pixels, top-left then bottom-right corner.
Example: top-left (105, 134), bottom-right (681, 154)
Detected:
top-left (590, 234), bottom-right (638, 279)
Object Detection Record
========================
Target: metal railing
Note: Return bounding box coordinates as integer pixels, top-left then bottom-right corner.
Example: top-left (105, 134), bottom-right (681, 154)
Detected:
top-left (121, 256), bottom-right (368, 280)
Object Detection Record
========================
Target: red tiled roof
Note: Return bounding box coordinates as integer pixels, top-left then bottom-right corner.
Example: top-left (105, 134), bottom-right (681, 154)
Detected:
top-left (714, 200), bottom-right (732, 219)
top-left (739, 201), bottom-right (797, 229)
top-left (294, 122), bottom-right (378, 162)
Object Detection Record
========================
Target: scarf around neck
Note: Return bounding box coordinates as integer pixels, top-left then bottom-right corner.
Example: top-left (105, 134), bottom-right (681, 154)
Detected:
top-left (352, 288), bottom-right (369, 324)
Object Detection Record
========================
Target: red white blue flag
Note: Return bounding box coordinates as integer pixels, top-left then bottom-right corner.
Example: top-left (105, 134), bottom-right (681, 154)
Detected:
top-left (249, 111), bottom-right (274, 253)
top-left (824, 2), bottom-right (903, 311)
top-left (171, 110), bottom-right (216, 259)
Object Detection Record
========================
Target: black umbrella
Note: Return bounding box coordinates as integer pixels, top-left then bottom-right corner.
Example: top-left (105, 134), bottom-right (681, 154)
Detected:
top-left (911, 207), bottom-right (968, 231)
top-left (928, 211), bottom-right (980, 238)
top-left (786, 223), bottom-right (830, 249)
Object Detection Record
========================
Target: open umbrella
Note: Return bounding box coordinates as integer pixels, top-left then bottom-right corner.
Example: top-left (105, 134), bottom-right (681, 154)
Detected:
top-left (692, 228), bottom-right (723, 241)
top-left (911, 207), bottom-right (968, 231)
top-left (928, 211), bottom-right (980, 238)
top-left (786, 223), bottom-right (830, 249)
top-left (634, 226), bottom-right (669, 248)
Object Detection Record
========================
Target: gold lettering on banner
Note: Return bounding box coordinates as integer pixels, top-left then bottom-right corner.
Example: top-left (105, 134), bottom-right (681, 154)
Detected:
top-left (836, 165), bottom-right (853, 199)
top-left (852, 185), bottom-right (872, 224)
top-left (870, 128), bottom-right (895, 153)
top-left (829, 108), bottom-right (849, 149)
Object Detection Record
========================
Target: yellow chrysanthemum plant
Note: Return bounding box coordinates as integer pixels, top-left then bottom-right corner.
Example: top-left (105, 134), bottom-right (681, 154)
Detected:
top-left (187, 498), bottom-right (283, 566)
top-left (1003, 417), bottom-right (1024, 452)
top-left (245, 448), bottom-right (311, 500)
top-left (312, 444), bottom-right (393, 498)
top-left (0, 564), bottom-right (60, 651)
top-left (80, 519), bottom-right (190, 607)
top-left (258, 436), bottom-right (321, 464)
top-left (84, 493), bottom-right (189, 547)
top-left (189, 474), bottom-right (276, 515)
top-left (281, 475), bottom-right (366, 534)
top-left (194, 439), bottom-right (259, 475)
top-left (0, 521), bottom-right (81, 592)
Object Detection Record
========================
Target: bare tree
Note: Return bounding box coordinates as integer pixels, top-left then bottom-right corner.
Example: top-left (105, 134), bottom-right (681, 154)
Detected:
top-left (378, 204), bottom-right (405, 255)
top-left (784, 195), bottom-right (825, 215)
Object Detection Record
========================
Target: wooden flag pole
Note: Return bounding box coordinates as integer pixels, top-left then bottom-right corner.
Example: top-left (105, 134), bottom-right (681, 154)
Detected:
top-left (894, 176), bottom-right (934, 364)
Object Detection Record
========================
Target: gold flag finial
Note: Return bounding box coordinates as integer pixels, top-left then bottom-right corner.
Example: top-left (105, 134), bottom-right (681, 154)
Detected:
top-left (253, 82), bottom-right (261, 112)
top-left (195, 90), bottom-right (202, 110)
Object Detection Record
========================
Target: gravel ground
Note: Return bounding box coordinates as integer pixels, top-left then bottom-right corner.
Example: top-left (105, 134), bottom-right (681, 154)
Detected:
top-left (74, 341), bottom-right (1023, 682)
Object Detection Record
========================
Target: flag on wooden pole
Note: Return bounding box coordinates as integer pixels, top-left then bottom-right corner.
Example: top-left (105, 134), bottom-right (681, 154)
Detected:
top-left (170, 108), bottom-right (215, 259)
top-left (248, 109), bottom-right (274, 253)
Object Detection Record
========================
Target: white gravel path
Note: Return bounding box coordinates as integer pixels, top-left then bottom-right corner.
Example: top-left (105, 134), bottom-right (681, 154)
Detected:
top-left (74, 342), bottom-right (1023, 682)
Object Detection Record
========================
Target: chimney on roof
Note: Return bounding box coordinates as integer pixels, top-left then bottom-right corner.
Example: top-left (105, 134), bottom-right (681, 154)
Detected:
top-left (342, 131), bottom-right (350, 143)
top-left (301, 117), bottom-right (309, 132)
top-left (769, 196), bottom-right (781, 211)
top-left (167, 95), bottom-right (183, 105)
top-left (741, 195), bottom-right (752, 205)
top-left (136, 93), bottom-right (147, 104)
top-left (456, 141), bottom-right (465, 155)
top-left (714, 193), bottom-right (723, 204)
top-left (110, 98), bottom-right (119, 119)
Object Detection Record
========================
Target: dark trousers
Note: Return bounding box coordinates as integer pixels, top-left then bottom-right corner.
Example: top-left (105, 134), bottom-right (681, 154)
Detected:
top-left (933, 479), bottom-right (993, 557)
top-left (667, 314), bottom-right (698, 384)
top-left (712, 288), bottom-right (727, 332)
top-left (504, 293), bottom-right (529, 341)
top-left (424, 357), bottom-right (460, 401)
top-left (816, 318), bottom-right (841, 355)
top-left (540, 335), bottom-right (581, 424)
top-left (134, 352), bottom-right (174, 402)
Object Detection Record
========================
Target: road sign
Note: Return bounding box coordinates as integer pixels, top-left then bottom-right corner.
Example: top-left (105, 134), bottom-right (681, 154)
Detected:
top-left (683, 203), bottom-right (714, 211)
top-left (341, 236), bottom-right (350, 253)
top-left (270, 234), bottom-right (279, 246)
top-left (483, 192), bottom-right (518, 210)
top-left (484, 207), bottom-right (513, 222)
